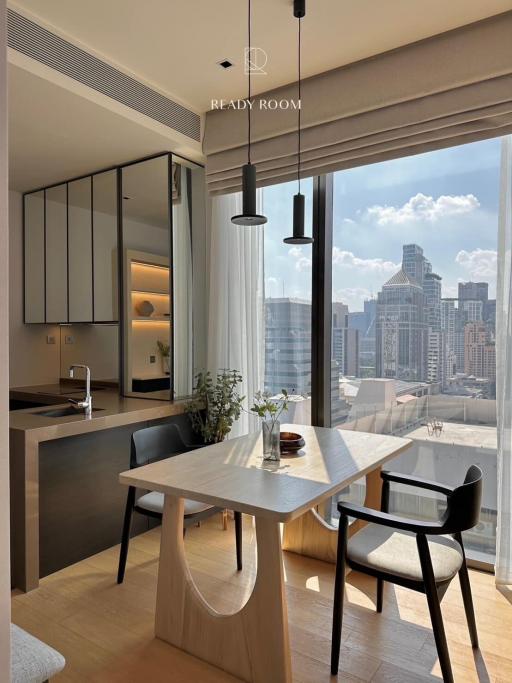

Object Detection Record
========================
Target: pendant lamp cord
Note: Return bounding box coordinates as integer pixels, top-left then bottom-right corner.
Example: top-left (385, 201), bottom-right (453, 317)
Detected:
top-left (297, 14), bottom-right (302, 193)
top-left (247, 0), bottom-right (252, 165)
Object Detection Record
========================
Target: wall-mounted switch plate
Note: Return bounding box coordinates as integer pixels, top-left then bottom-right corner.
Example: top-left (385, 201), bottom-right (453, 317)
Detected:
top-left (46, 335), bottom-right (56, 345)
top-left (149, 355), bottom-right (156, 364)
top-left (65, 335), bottom-right (74, 344)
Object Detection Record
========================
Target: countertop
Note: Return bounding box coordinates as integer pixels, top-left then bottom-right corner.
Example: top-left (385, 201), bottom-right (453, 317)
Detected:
top-left (10, 383), bottom-right (189, 441)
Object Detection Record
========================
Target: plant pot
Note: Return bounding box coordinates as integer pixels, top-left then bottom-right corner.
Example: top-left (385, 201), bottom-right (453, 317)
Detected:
top-left (162, 355), bottom-right (170, 375)
top-left (262, 419), bottom-right (281, 461)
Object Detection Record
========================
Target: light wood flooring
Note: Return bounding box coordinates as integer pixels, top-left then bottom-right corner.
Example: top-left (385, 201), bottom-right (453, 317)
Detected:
top-left (11, 514), bottom-right (512, 683)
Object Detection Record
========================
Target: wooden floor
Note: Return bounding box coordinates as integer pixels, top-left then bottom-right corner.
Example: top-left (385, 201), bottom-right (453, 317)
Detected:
top-left (11, 514), bottom-right (512, 683)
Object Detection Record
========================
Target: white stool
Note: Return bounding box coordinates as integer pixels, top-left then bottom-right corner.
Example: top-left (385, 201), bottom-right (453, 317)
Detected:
top-left (11, 624), bottom-right (65, 682)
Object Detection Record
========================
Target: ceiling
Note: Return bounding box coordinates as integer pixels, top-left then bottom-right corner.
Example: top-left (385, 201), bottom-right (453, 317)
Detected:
top-left (8, 64), bottom-right (181, 191)
top-left (11, 0), bottom-right (512, 112)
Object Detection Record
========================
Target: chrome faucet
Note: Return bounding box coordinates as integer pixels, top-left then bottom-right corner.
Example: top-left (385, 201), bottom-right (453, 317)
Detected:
top-left (68, 364), bottom-right (92, 417)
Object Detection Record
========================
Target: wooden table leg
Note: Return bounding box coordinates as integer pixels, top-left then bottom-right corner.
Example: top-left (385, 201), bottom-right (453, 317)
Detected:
top-left (282, 466), bottom-right (383, 564)
top-left (155, 495), bottom-right (292, 683)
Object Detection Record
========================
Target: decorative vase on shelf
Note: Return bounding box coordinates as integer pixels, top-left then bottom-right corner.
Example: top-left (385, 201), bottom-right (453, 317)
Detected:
top-left (262, 419), bottom-right (281, 461)
top-left (136, 300), bottom-right (154, 317)
top-left (162, 355), bottom-right (170, 375)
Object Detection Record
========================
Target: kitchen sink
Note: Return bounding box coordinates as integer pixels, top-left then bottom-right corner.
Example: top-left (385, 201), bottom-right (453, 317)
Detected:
top-left (34, 406), bottom-right (105, 418)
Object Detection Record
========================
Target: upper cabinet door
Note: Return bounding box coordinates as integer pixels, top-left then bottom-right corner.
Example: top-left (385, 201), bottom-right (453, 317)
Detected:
top-left (68, 177), bottom-right (93, 322)
top-left (45, 184), bottom-right (68, 323)
top-left (24, 191), bottom-right (45, 323)
top-left (92, 171), bottom-right (118, 322)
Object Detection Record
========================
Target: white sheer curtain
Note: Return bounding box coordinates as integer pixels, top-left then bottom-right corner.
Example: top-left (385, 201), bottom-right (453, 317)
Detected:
top-left (207, 191), bottom-right (265, 437)
top-left (172, 165), bottom-right (193, 397)
top-left (496, 135), bottom-right (512, 585)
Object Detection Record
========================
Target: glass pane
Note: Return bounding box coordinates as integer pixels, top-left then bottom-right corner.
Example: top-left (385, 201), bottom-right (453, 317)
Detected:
top-left (121, 155), bottom-right (172, 400)
top-left (328, 138), bottom-right (500, 564)
top-left (262, 178), bottom-right (313, 425)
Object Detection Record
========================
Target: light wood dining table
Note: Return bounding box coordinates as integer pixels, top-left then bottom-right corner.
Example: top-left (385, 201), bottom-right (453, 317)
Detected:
top-left (119, 424), bottom-right (411, 683)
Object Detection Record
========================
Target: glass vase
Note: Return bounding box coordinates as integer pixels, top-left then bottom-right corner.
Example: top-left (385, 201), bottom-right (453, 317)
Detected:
top-left (262, 419), bottom-right (281, 461)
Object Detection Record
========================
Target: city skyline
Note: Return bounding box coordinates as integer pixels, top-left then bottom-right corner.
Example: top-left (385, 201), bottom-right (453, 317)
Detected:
top-left (263, 137), bottom-right (500, 311)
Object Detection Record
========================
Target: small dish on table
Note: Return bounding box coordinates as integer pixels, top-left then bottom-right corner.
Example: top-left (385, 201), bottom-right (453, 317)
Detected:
top-left (280, 431), bottom-right (305, 454)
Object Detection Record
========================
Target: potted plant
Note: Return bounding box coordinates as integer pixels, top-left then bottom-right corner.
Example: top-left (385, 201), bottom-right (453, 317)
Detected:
top-left (156, 340), bottom-right (170, 374)
top-left (251, 390), bottom-right (289, 461)
top-left (186, 370), bottom-right (244, 444)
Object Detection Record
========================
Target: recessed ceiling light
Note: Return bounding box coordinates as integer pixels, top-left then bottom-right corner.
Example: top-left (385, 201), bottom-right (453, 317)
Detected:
top-left (218, 59), bottom-right (234, 69)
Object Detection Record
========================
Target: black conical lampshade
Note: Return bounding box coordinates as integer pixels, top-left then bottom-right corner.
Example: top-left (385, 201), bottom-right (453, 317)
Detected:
top-left (231, 163), bottom-right (268, 225)
top-left (283, 0), bottom-right (313, 245)
top-left (284, 193), bottom-right (313, 244)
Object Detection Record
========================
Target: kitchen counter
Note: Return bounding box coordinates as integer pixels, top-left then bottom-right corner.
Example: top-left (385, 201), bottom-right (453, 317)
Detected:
top-left (10, 383), bottom-right (191, 592)
top-left (10, 383), bottom-right (189, 437)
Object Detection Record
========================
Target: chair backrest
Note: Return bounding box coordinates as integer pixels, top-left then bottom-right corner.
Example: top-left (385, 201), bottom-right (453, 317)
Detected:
top-left (441, 465), bottom-right (483, 533)
top-left (130, 423), bottom-right (190, 469)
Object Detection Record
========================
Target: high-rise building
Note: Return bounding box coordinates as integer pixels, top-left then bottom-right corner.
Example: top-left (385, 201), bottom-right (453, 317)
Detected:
top-left (441, 298), bottom-right (468, 372)
top-left (376, 269), bottom-right (428, 381)
top-left (332, 302), bottom-right (359, 376)
top-left (461, 299), bottom-right (483, 322)
top-left (458, 281), bottom-right (488, 302)
top-left (464, 322), bottom-right (495, 380)
top-left (332, 302), bottom-right (349, 329)
top-left (424, 272), bottom-right (442, 330)
top-left (402, 244), bottom-right (431, 286)
top-left (264, 298), bottom-right (311, 395)
top-left (427, 331), bottom-right (446, 387)
top-left (347, 298), bottom-right (377, 376)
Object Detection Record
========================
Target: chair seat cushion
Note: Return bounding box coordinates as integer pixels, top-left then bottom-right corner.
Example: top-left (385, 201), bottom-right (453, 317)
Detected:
top-left (11, 623), bottom-right (66, 683)
top-left (347, 525), bottom-right (464, 583)
top-left (136, 491), bottom-right (213, 516)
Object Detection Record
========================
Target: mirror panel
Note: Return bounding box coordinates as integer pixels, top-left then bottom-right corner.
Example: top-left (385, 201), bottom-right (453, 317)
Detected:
top-left (24, 191), bottom-right (45, 323)
top-left (121, 155), bottom-right (172, 399)
top-left (45, 184), bottom-right (68, 323)
top-left (68, 177), bottom-right (93, 322)
top-left (93, 171), bottom-right (118, 322)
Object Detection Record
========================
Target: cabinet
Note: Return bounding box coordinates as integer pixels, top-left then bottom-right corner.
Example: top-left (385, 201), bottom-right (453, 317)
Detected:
top-left (68, 178), bottom-right (93, 322)
top-left (24, 191), bottom-right (45, 323)
top-left (23, 174), bottom-right (118, 324)
top-left (92, 171), bottom-right (118, 322)
top-left (45, 184), bottom-right (68, 323)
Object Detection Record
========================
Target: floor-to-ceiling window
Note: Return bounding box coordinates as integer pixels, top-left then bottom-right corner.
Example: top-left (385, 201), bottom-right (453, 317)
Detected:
top-left (262, 178), bottom-right (313, 425)
top-left (328, 138), bottom-right (501, 565)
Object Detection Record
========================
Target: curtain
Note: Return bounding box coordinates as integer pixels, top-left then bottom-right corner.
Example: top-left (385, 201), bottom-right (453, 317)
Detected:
top-left (207, 191), bottom-right (265, 437)
top-left (172, 165), bottom-right (193, 397)
top-left (496, 135), bottom-right (512, 584)
top-left (204, 12), bottom-right (512, 194)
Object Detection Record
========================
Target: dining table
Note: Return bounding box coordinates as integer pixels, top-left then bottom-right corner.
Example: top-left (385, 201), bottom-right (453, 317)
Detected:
top-left (119, 424), bottom-right (411, 683)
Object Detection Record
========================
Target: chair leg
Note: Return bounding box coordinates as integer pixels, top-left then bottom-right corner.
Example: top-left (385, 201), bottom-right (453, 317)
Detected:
top-left (417, 534), bottom-right (454, 683)
top-left (331, 514), bottom-right (348, 676)
top-left (376, 578), bottom-right (384, 613)
top-left (234, 511), bottom-right (243, 571)
top-left (455, 533), bottom-right (478, 648)
top-left (117, 486), bottom-right (135, 584)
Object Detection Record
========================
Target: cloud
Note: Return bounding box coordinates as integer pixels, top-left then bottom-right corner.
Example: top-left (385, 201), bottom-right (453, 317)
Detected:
top-left (455, 249), bottom-right (497, 279)
top-left (332, 248), bottom-right (399, 274)
top-left (364, 192), bottom-right (480, 225)
top-left (288, 246), bottom-right (312, 272)
top-left (288, 246), bottom-right (303, 258)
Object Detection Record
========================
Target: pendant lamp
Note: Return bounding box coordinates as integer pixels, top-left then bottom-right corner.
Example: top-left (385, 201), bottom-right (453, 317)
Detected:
top-left (231, 0), bottom-right (267, 226)
top-left (284, 0), bottom-right (313, 245)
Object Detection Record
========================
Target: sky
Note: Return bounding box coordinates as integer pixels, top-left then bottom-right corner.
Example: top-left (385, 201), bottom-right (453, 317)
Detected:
top-left (263, 137), bottom-right (502, 311)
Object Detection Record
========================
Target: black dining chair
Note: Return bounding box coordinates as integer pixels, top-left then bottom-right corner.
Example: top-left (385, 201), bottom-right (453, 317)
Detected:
top-left (331, 465), bottom-right (482, 683)
top-left (117, 422), bottom-right (243, 584)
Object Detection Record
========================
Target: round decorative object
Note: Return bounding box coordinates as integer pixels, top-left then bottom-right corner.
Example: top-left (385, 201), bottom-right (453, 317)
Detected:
top-left (280, 431), bottom-right (305, 452)
top-left (136, 300), bottom-right (155, 317)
